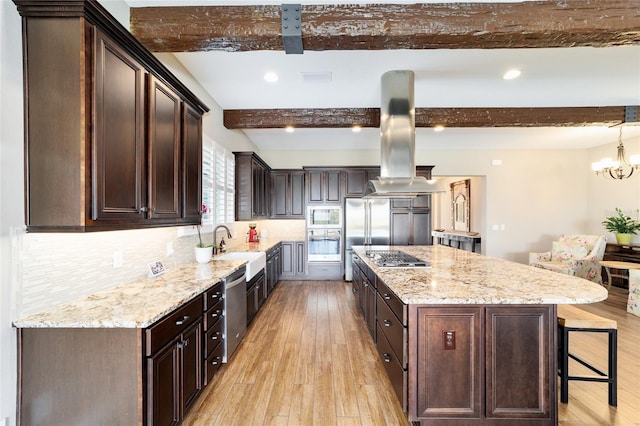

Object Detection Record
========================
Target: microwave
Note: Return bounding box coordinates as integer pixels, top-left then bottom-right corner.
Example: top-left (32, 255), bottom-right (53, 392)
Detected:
top-left (307, 206), bottom-right (342, 228)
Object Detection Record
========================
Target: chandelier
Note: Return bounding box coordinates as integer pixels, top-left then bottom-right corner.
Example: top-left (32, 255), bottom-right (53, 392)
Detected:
top-left (592, 123), bottom-right (640, 180)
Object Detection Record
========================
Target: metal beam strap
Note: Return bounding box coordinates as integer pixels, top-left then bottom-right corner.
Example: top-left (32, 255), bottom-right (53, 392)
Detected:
top-left (281, 4), bottom-right (303, 54)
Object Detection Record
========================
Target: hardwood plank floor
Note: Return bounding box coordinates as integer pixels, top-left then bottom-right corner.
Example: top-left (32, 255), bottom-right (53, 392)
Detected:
top-left (184, 280), bottom-right (640, 426)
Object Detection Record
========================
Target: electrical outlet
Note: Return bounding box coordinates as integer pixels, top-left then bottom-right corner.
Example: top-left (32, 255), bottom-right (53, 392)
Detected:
top-left (113, 250), bottom-right (123, 268)
top-left (166, 242), bottom-right (174, 257)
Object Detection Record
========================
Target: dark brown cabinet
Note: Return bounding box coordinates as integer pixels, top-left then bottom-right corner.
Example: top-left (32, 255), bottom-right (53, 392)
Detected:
top-left (409, 305), bottom-right (555, 424)
top-left (14, 0), bottom-right (208, 232)
top-left (344, 167), bottom-right (380, 197)
top-left (266, 243), bottom-right (282, 294)
top-left (146, 297), bottom-right (203, 426)
top-left (182, 104), bottom-right (204, 223)
top-left (148, 76), bottom-right (182, 221)
top-left (281, 241), bottom-right (306, 279)
top-left (246, 270), bottom-right (266, 324)
top-left (306, 168), bottom-right (343, 204)
top-left (202, 282), bottom-right (224, 386)
top-left (390, 192), bottom-right (432, 246)
top-left (271, 170), bottom-right (306, 219)
top-left (235, 152), bottom-right (271, 220)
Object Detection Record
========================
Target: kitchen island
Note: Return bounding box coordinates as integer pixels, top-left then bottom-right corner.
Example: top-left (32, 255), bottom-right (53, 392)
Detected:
top-left (351, 245), bottom-right (608, 426)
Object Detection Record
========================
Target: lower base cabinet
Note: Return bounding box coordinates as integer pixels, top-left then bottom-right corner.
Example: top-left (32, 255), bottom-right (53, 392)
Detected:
top-left (281, 241), bottom-right (306, 279)
top-left (409, 304), bottom-right (555, 425)
top-left (247, 270), bottom-right (266, 324)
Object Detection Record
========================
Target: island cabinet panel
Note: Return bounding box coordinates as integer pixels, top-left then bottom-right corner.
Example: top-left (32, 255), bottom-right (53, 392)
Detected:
top-left (485, 306), bottom-right (555, 421)
top-left (409, 304), bottom-right (556, 425)
top-left (411, 307), bottom-right (482, 420)
top-left (14, 1), bottom-right (208, 231)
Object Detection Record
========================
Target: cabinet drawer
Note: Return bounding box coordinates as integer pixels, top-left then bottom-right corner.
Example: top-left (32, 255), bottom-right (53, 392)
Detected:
top-left (377, 292), bottom-right (406, 366)
top-left (378, 279), bottom-right (407, 326)
top-left (203, 315), bottom-right (224, 357)
top-left (376, 323), bottom-right (407, 410)
top-left (145, 296), bottom-right (203, 356)
top-left (204, 299), bottom-right (224, 330)
top-left (204, 340), bottom-right (224, 386)
top-left (203, 281), bottom-right (224, 311)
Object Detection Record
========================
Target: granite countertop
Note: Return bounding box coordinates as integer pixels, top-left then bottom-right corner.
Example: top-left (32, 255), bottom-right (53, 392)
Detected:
top-left (14, 239), bottom-right (293, 329)
top-left (353, 245), bottom-right (608, 305)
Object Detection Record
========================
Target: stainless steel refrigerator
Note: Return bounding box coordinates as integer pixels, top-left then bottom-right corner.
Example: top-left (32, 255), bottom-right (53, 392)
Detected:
top-left (344, 198), bottom-right (390, 280)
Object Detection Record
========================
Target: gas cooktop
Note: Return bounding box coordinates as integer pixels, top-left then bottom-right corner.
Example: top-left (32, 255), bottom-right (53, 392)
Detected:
top-left (365, 250), bottom-right (429, 268)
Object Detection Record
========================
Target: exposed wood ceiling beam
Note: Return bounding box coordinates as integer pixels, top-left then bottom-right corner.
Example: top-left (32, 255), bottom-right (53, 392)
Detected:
top-left (223, 106), bottom-right (630, 129)
top-left (130, 1), bottom-right (640, 52)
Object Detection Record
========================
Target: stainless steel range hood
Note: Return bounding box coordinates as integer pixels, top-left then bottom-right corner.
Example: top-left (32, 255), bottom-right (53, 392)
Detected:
top-left (363, 70), bottom-right (446, 198)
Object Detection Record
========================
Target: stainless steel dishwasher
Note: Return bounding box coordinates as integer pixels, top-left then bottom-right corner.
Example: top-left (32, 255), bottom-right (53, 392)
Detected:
top-left (223, 266), bottom-right (247, 362)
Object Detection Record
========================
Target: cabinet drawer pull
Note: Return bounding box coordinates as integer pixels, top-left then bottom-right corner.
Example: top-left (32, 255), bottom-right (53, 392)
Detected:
top-left (383, 319), bottom-right (392, 327)
top-left (211, 357), bottom-right (221, 366)
top-left (175, 315), bottom-right (190, 326)
top-left (383, 353), bottom-right (391, 363)
top-left (211, 333), bottom-right (220, 341)
top-left (383, 293), bottom-right (391, 300)
top-left (211, 310), bottom-right (221, 318)
top-left (211, 292), bottom-right (221, 299)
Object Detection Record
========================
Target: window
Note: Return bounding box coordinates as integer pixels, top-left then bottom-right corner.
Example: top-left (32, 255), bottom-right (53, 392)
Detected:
top-left (208, 138), bottom-right (235, 226)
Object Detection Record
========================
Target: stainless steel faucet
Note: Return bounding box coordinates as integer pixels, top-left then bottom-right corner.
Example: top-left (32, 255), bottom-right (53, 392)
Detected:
top-left (213, 225), bottom-right (232, 254)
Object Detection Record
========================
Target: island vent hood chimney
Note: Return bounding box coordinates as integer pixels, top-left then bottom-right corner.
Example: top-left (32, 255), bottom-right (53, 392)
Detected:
top-left (363, 70), bottom-right (446, 198)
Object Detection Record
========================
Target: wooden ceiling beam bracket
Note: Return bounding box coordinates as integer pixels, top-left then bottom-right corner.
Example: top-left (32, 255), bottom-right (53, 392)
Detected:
top-left (282, 4), bottom-right (303, 54)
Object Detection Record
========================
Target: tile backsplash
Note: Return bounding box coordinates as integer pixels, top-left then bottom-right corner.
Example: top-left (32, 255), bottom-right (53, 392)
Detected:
top-left (16, 220), bottom-right (306, 317)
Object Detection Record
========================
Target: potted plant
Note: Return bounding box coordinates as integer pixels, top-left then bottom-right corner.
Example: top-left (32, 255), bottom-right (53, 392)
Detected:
top-left (601, 208), bottom-right (640, 244)
top-left (194, 225), bottom-right (213, 263)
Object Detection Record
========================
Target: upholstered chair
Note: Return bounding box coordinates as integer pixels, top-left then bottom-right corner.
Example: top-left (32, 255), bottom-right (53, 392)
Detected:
top-left (529, 234), bottom-right (607, 284)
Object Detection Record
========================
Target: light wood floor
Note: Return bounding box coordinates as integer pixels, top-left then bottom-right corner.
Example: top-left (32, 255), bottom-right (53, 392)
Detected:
top-left (184, 281), bottom-right (640, 426)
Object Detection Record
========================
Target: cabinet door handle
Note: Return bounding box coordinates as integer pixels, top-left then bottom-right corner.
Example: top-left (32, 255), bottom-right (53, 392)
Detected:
top-left (139, 206), bottom-right (148, 213)
top-left (383, 319), bottom-right (392, 327)
top-left (175, 315), bottom-right (190, 326)
top-left (151, 207), bottom-right (157, 213)
top-left (183, 338), bottom-right (189, 347)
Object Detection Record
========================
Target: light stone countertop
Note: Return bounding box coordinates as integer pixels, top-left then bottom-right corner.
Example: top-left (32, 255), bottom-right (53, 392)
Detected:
top-left (353, 245), bottom-right (608, 305)
top-left (14, 238), bottom-right (293, 329)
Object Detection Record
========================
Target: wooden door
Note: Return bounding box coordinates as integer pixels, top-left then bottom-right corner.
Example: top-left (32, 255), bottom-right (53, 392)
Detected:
top-left (485, 306), bottom-right (554, 420)
top-left (411, 306), bottom-right (482, 420)
top-left (181, 319), bottom-right (202, 414)
top-left (148, 76), bottom-right (181, 220)
top-left (93, 29), bottom-right (146, 222)
top-left (147, 336), bottom-right (181, 425)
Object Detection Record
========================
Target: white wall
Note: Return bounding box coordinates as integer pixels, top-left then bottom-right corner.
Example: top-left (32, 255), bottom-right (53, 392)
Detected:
top-left (1, 2), bottom-right (24, 424)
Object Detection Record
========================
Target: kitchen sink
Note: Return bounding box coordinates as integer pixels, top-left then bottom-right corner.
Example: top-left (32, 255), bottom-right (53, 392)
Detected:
top-left (214, 251), bottom-right (266, 280)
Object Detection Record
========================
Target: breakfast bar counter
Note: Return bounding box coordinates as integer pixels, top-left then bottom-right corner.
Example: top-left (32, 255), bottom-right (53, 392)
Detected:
top-left (352, 245), bottom-right (608, 305)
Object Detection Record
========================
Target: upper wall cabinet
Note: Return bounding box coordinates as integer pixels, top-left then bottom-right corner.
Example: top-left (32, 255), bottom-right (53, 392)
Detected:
top-left (13, 0), bottom-right (209, 232)
top-left (305, 168), bottom-right (344, 205)
top-left (234, 152), bottom-right (271, 220)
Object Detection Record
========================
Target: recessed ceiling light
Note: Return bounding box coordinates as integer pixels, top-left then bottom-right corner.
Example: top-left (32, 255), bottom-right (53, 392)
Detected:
top-left (433, 125), bottom-right (445, 132)
top-left (264, 72), bottom-right (278, 83)
top-left (503, 69), bottom-right (521, 80)
top-left (285, 126), bottom-right (294, 133)
top-left (352, 125), bottom-right (362, 133)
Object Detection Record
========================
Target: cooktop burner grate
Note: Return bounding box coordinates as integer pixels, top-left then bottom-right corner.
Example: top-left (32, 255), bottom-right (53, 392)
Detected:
top-left (365, 250), bottom-right (429, 268)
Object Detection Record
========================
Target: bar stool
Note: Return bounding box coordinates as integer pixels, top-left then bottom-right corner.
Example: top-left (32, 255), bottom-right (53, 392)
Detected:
top-left (557, 304), bottom-right (617, 406)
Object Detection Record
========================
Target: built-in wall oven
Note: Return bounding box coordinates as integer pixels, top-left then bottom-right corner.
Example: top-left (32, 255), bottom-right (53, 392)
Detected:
top-left (307, 206), bottom-right (342, 262)
top-left (307, 228), bottom-right (342, 262)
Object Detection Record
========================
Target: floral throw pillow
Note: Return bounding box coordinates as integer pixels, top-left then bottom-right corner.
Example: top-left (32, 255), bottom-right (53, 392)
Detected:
top-left (551, 241), bottom-right (589, 261)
